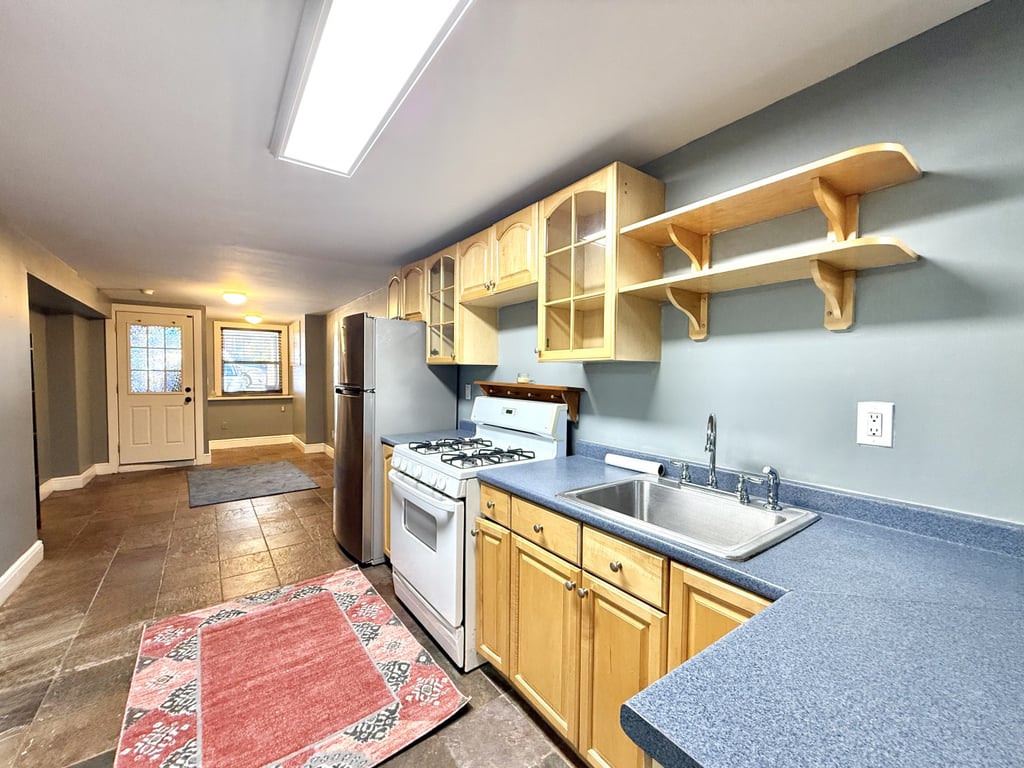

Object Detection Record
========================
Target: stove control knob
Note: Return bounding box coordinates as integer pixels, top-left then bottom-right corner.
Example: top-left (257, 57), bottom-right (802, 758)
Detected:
top-left (413, 465), bottom-right (423, 479)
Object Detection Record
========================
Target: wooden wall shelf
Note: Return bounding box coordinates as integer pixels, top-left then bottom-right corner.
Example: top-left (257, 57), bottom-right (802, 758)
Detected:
top-left (617, 143), bottom-right (922, 339)
top-left (620, 237), bottom-right (918, 338)
top-left (620, 143), bottom-right (921, 271)
top-left (475, 381), bottom-right (585, 422)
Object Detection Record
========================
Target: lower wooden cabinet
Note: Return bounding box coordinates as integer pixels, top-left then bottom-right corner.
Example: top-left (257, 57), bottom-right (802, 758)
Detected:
top-left (382, 444), bottom-right (393, 557)
top-left (476, 486), bottom-right (769, 768)
top-left (667, 562), bottom-right (770, 668)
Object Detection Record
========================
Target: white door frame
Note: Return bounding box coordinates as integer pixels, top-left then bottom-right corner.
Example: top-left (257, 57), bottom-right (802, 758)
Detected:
top-left (105, 303), bottom-right (209, 471)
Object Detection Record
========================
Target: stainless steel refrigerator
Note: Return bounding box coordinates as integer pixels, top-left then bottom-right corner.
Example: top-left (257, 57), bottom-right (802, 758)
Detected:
top-left (333, 313), bottom-right (457, 564)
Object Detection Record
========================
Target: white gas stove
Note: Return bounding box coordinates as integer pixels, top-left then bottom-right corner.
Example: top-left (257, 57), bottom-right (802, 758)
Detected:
top-left (388, 396), bottom-right (568, 670)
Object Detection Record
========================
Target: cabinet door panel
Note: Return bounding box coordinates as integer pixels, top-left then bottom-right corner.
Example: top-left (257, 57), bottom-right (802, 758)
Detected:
top-left (667, 563), bottom-right (770, 668)
top-left (475, 517), bottom-right (510, 673)
top-left (386, 274), bottom-right (402, 319)
top-left (510, 535), bottom-right (580, 743)
top-left (458, 231), bottom-right (492, 303)
top-left (579, 574), bottom-right (666, 768)
top-left (382, 445), bottom-right (394, 557)
top-left (493, 204), bottom-right (538, 293)
top-left (401, 262), bottom-right (424, 320)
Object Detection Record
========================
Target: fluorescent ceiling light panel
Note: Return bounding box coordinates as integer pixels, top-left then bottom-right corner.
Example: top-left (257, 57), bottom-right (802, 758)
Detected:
top-left (272, 0), bottom-right (472, 177)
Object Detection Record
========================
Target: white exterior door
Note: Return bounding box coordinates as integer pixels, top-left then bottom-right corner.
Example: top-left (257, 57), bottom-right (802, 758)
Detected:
top-left (115, 310), bottom-right (196, 464)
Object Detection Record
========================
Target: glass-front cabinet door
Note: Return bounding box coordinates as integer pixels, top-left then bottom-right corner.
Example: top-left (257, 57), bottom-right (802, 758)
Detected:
top-left (538, 163), bottom-right (665, 362)
top-left (541, 187), bottom-right (609, 357)
top-left (426, 250), bottom-right (457, 364)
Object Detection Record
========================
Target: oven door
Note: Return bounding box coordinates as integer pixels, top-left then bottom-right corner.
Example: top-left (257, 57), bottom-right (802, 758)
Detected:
top-left (388, 469), bottom-right (464, 628)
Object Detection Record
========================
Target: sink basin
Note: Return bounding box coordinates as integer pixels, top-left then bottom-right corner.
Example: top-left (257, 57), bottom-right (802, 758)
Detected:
top-left (558, 476), bottom-right (818, 560)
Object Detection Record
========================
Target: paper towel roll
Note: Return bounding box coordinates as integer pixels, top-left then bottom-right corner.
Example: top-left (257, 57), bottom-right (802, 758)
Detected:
top-left (604, 453), bottom-right (665, 476)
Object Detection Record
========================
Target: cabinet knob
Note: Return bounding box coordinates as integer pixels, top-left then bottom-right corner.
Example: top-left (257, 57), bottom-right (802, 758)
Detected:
top-left (608, 561), bottom-right (622, 573)
top-left (564, 580), bottom-right (576, 591)
top-left (577, 588), bottom-right (589, 598)
top-left (533, 523), bottom-right (543, 533)
top-left (486, 501), bottom-right (495, 509)
top-left (470, 528), bottom-right (478, 537)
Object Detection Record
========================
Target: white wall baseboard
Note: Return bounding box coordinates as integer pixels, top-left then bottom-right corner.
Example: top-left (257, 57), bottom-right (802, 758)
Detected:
top-left (198, 453), bottom-right (212, 465)
top-left (290, 436), bottom-right (327, 454)
top-left (0, 540), bottom-right (44, 606)
top-left (94, 462), bottom-right (115, 475)
top-left (325, 444), bottom-right (335, 460)
top-left (208, 435), bottom-right (294, 450)
top-left (39, 464), bottom-right (99, 500)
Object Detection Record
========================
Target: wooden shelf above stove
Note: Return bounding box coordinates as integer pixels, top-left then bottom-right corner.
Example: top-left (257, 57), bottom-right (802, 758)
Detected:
top-left (475, 381), bottom-right (585, 422)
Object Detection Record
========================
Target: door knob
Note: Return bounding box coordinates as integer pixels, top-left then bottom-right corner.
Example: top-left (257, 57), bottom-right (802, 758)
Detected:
top-left (185, 386), bottom-right (192, 393)
top-left (184, 396), bottom-right (192, 404)
top-left (577, 588), bottom-right (589, 598)
top-left (564, 580), bottom-right (576, 591)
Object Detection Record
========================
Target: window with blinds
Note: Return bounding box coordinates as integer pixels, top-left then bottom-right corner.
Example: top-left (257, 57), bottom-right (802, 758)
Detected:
top-left (216, 325), bottom-right (286, 395)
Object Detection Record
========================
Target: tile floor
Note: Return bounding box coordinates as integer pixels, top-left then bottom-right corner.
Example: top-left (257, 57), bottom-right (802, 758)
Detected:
top-left (0, 445), bottom-right (584, 768)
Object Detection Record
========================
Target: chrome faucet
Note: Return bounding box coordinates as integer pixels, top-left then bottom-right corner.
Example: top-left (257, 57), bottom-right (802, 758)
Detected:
top-left (705, 413), bottom-right (717, 489)
top-left (762, 465), bottom-right (782, 510)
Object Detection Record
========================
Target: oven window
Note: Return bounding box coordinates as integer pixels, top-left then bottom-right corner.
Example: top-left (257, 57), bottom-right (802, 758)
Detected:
top-left (402, 498), bottom-right (438, 551)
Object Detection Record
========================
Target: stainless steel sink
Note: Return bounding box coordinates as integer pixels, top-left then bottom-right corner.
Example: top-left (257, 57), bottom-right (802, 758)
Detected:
top-left (558, 476), bottom-right (818, 560)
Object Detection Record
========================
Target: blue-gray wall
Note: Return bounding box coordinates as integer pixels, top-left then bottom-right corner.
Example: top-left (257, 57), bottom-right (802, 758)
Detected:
top-left (461, 0), bottom-right (1024, 526)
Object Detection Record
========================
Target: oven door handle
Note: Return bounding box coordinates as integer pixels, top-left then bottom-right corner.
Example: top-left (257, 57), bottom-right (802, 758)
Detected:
top-left (389, 469), bottom-right (460, 520)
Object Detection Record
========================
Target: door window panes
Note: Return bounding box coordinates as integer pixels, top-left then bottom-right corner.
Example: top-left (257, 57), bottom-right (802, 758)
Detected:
top-left (129, 322), bottom-right (184, 394)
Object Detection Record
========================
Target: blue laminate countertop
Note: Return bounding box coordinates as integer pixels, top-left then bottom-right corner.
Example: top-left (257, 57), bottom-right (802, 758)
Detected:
top-left (476, 456), bottom-right (1024, 768)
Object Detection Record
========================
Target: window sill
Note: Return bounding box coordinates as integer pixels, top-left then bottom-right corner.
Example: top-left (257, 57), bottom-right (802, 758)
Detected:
top-left (208, 395), bottom-right (294, 401)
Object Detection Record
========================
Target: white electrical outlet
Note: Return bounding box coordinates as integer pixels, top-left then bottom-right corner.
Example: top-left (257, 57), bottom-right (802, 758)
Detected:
top-left (857, 401), bottom-right (894, 447)
top-left (464, 383), bottom-right (472, 400)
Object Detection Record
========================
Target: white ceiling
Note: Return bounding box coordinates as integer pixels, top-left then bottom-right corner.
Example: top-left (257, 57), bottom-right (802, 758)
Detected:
top-left (0, 0), bottom-right (986, 322)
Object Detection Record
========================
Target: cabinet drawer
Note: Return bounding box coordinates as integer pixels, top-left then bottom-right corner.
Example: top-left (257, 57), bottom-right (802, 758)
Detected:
top-left (583, 527), bottom-right (667, 610)
top-left (511, 497), bottom-right (580, 565)
top-left (480, 484), bottom-right (511, 527)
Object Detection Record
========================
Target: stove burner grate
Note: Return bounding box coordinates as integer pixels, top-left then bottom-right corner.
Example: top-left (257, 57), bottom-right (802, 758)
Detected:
top-left (408, 437), bottom-right (492, 455)
top-left (440, 447), bottom-right (537, 468)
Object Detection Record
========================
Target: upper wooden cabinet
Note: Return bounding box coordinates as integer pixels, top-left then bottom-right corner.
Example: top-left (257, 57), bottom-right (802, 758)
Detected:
top-left (425, 247), bottom-right (498, 365)
top-left (458, 228), bottom-right (494, 304)
top-left (401, 260), bottom-right (425, 321)
top-left (459, 204), bottom-right (540, 307)
top-left (385, 259), bottom-right (426, 321)
top-left (538, 162), bottom-right (665, 362)
top-left (386, 272), bottom-right (402, 320)
top-left (425, 248), bottom-right (457, 363)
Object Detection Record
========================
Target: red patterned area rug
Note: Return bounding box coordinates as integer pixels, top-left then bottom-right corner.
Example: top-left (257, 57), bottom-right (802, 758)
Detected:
top-left (114, 566), bottom-right (469, 768)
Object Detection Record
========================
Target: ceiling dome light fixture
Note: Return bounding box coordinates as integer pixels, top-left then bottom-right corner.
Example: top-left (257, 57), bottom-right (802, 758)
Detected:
top-left (140, 288), bottom-right (156, 295)
top-left (223, 292), bottom-right (247, 305)
top-left (270, 0), bottom-right (473, 178)
top-left (244, 314), bottom-right (263, 324)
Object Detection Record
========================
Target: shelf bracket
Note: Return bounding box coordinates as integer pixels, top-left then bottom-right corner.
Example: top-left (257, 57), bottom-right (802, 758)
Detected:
top-left (810, 260), bottom-right (856, 331)
top-left (667, 224), bottom-right (711, 271)
top-left (812, 177), bottom-right (859, 242)
top-left (666, 288), bottom-right (708, 340)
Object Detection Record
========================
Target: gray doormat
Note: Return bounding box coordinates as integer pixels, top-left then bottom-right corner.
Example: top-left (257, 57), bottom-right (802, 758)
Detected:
top-left (187, 461), bottom-right (319, 507)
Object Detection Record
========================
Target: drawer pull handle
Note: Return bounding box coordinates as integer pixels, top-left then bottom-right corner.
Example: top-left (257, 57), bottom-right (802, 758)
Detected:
top-left (564, 580), bottom-right (576, 591)
top-left (533, 523), bottom-right (543, 533)
top-left (577, 588), bottom-right (589, 598)
top-left (486, 501), bottom-right (495, 509)
top-left (609, 561), bottom-right (622, 573)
